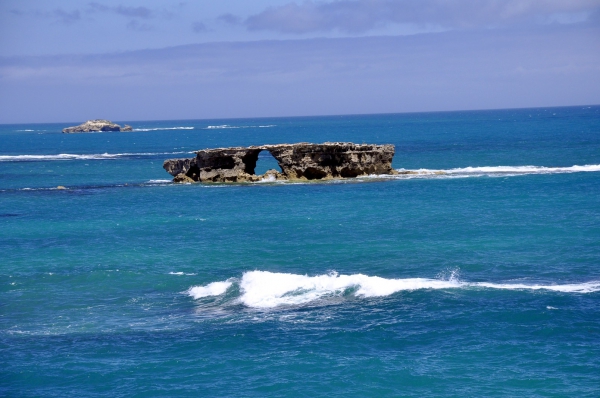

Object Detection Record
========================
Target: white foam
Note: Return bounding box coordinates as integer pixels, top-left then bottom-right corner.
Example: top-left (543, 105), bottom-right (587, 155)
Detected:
top-left (133, 127), bottom-right (194, 131)
top-left (147, 179), bottom-right (172, 184)
top-left (0, 151), bottom-right (191, 162)
top-left (188, 281), bottom-right (232, 299)
top-left (205, 124), bottom-right (275, 129)
top-left (188, 271), bottom-right (600, 308)
top-left (206, 125), bottom-right (239, 129)
top-left (386, 164), bottom-right (600, 179)
top-left (474, 281), bottom-right (600, 293)
top-left (19, 187), bottom-right (62, 191)
top-left (257, 174), bottom-right (277, 183)
top-left (0, 153), bottom-right (118, 161)
top-left (237, 271), bottom-right (461, 308)
top-left (443, 165), bottom-right (600, 174)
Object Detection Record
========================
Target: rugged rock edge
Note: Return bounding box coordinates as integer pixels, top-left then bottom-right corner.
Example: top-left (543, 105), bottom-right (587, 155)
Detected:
top-left (163, 142), bottom-right (397, 183)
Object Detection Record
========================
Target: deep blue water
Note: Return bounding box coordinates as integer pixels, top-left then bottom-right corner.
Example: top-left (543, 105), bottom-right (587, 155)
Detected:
top-left (1, 106), bottom-right (600, 397)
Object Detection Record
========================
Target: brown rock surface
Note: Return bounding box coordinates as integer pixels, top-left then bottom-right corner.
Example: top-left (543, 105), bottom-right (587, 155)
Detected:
top-left (163, 142), bottom-right (395, 183)
top-left (163, 158), bottom-right (197, 178)
top-left (267, 143), bottom-right (395, 180)
top-left (62, 120), bottom-right (133, 133)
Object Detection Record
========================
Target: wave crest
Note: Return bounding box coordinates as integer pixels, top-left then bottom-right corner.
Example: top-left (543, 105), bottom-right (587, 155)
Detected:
top-left (0, 151), bottom-right (192, 162)
top-left (188, 271), bottom-right (600, 308)
top-left (188, 281), bottom-right (232, 299)
top-left (205, 125), bottom-right (275, 129)
top-left (133, 127), bottom-right (194, 131)
top-left (383, 164), bottom-right (600, 179)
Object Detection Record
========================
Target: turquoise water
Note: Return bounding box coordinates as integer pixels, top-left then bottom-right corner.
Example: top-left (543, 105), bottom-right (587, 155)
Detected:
top-left (1, 106), bottom-right (600, 396)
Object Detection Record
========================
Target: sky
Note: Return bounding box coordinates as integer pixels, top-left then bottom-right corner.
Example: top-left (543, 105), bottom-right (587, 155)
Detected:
top-left (1, 0), bottom-right (599, 123)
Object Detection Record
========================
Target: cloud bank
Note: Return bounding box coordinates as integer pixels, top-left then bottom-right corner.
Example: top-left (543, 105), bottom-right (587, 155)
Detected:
top-left (1, 25), bottom-right (598, 123)
top-left (88, 3), bottom-right (154, 19)
top-left (245, 0), bottom-right (600, 33)
top-left (3, 1), bottom-right (598, 58)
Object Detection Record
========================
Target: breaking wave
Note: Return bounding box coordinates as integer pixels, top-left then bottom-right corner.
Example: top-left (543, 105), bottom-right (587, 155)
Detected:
top-left (205, 125), bottom-right (276, 129)
top-left (382, 164), bottom-right (600, 179)
top-left (5, 187), bottom-right (68, 192)
top-left (189, 281), bottom-right (233, 298)
top-left (0, 151), bottom-right (192, 162)
top-left (133, 127), bottom-right (194, 132)
top-left (188, 271), bottom-right (600, 308)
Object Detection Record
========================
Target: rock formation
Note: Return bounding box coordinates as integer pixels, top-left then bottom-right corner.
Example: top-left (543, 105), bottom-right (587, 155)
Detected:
top-left (163, 142), bottom-right (396, 183)
top-left (62, 120), bottom-right (133, 133)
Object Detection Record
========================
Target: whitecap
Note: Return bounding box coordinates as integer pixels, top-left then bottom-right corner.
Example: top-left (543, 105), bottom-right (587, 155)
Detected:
top-left (19, 187), bottom-right (63, 191)
top-left (133, 127), bottom-right (194, 132)
top-left (188, 281), bottom-right (233, 299)
top-left (474, 281), bottom-right (600, 293)
top-left (205, 125), bottom-right (239, 129)
top-left (256, 174), bottom-right (277, 183)
top-left (236, 271), bottom-right (460, 308)
top-left (204, 124), bottom-right (275, 129)
top-left (442, 164), bottom-right (600, 175)
top-left (188, 271), bottom-right (600, 308)
top-left (0, 151), bottom-right (192, 162)
top-left (361, 164), bottom-right (600, 181)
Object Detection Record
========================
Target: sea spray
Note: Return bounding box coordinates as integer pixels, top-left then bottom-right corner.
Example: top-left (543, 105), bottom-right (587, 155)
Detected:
top-left (188, 281), bottom-right (233, 299)
top-left (188, 271), bottom-right (600, 308)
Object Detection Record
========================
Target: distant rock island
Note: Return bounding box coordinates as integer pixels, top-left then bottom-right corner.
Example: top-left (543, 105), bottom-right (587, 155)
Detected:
top-left (62, 120), bottom-right (133, 133)
top-left (163, 142), bottom-right (397, 183)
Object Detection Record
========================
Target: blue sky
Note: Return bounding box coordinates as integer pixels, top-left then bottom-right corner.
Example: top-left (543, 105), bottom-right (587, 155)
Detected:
top-left (1, 0), bottom-right (599, 123)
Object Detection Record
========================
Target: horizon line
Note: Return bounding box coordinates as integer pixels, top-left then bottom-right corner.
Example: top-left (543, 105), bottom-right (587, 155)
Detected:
top-left (2, 103), bottom-right (598, 126)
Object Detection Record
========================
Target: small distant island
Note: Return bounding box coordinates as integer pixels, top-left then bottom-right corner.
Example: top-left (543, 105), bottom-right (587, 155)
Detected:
top-left (62, 119), bottom-right (133, 133)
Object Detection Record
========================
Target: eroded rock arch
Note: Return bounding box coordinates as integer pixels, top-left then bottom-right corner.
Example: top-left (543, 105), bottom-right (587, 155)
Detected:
top-left (163, 142), bottom-right (396, 183)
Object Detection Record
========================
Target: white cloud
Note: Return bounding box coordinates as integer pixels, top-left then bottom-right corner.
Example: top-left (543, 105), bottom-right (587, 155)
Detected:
top-left (1, 25), bottom-right (599, 122)
top-left (245, 0), bottom-right (600, 34)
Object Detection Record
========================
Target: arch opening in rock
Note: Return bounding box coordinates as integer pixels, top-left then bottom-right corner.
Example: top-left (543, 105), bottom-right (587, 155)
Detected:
top-left (164, 142), bottom-right (396, 183)
top-left (254, 149), bottom-right (282, 175)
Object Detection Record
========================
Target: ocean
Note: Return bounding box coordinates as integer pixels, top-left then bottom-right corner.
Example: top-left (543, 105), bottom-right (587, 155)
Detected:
top-left (1, 106), bottom-right (600, 396)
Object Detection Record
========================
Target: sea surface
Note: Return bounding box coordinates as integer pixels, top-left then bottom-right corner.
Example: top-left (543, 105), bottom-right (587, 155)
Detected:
top-left (1, 106), bottom-right (600, 397)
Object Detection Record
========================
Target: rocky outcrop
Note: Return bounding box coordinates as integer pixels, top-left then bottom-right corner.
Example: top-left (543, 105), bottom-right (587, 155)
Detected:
top-left (62, 120), bottom-right (133, 133)
top-left (268, 143), bottom-right (395, 179)
top-left (163, 142), bottom-right (396, 183)
top-left (163, 158), bottom-right (197, 177)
